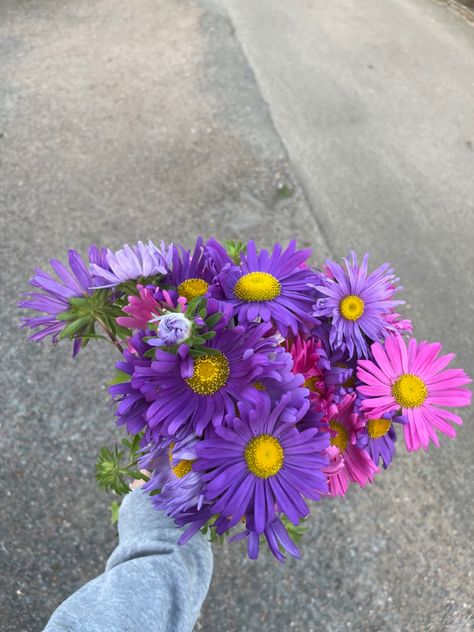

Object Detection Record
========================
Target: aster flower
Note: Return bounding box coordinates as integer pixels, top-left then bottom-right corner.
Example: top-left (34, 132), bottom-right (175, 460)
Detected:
top-left (132, 323), bottom-right (285, 437)
top-left (166, 237), bottom-right (216, 302)
top-left (325, 394), bottom-right (378, 496)
top-left (91, 241), bottom-right (172, 287)
top-left (139, 434), bottom-right (204, 517)
top-left (19, 247), bottom-right (97, 356)
top-left (213, 240), bottom-right (318, 337)
top-left (314, 252), bottom-right (404, 357)
top-left (286, 335), bottom-right (331, 412)
top-left (357, 334), bottom-right (472, 451)
top-left (356, 411), bottom-right (406, 469)
top-left (109, 330), bottom-right (155, 435)
top-left (246, 345), bottom-right (310, 423)
top-left (194, 392), bottom-right (329, 534)
top-left (116, 285), bottom-right (162, 330)
top-left (152, 312), bottom-right (193, 346)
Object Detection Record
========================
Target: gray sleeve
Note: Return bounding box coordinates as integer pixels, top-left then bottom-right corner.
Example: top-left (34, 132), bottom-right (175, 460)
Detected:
top-left (43, 490), bottom-right (213, 632)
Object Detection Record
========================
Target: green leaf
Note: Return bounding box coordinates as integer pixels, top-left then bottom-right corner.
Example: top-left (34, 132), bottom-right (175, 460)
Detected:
top-left (204, 313), bottom-right (223, 329)
top-left (109, 500), bottom-right (120, 525)
top-left (224, 240), bottom-right (247, 264)
top-left (107, 369), bottom-right (132, 386)
top-left (58, 316), bottom-right (90, 340)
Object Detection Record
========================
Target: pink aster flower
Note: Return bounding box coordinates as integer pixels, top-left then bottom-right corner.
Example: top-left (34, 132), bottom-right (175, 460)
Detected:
top-left (117, 285), bottom-right (162, 330)
top-left (357, 335), bottom-right (472, 452)
top-left (325, 394), bottom-right (378, 496)
top-left (286, 335), bottom-right (330, 413)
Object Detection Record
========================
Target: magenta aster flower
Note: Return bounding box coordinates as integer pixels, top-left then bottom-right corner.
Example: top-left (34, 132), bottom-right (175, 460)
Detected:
top-left (19, 247), bottom-right (97, 356)
top-left (314, 252), bottom-right (404, 357)
top-left (116, 285), bottom-right (162, 330)
top-left (325, 394), bottom-right (378, 496)
top-left (357, 334), bottom-right (472, 451)
top-left (213, 240), bottom-right (318, 337)
top-left (91, 241), bottom-right (172, 287)
top-left (133, 323), bottom-right (282, 436)
top-left (194, 392), bottom-right (329, 534)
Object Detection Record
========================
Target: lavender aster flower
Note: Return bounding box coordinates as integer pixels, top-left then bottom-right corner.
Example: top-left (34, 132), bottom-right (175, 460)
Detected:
top-left (194, 392), bottom-right (329, 534)
top-left (212, 240), bottom-right (318, 337)
top-left (91, 241), bottom-right (172, 287)
top-left (150, 312), bottom-right (193, 346)
top-left (313, 252), bottom-right (404, 358)
top-left (139, 434), bottom-right (204, 517)
top-left (19, 247), bottom-right (97, 356)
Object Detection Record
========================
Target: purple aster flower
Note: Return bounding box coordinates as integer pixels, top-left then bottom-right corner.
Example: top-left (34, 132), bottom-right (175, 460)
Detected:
top-left (109, 330), bottom-right (156, 435)
top-left (356, 411), bottom-right (407, 469)
top-left (194, 392), bottom-right (329, 535)
top-left (139, 434), bottom-right (204, 517)
top-left (246, 346), bottom-right (311, 423)
top-left (132, 323), bottom-right (282, 437)
top-left (212, 240), bottom-right (319, 337)
top-left (19, 247), bottom-right (97, 357)
top-left (90, 241), bottom-right (172, 287)
top-left (313, 252), bottom-right (404, 358)
top-left (203, 237), bottom-right (234, 276)
top-left (166, 237), bottom-right (216, 302)
top-left (229, 514), bottom-right (301, 563)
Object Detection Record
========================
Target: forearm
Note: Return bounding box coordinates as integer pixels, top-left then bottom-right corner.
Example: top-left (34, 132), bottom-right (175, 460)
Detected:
top-left (44, 490), bottom-right (213, 632)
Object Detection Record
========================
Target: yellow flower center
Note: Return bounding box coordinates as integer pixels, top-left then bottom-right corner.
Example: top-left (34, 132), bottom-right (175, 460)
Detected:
top-left (168, 443), bottom-right (193, 479)
top-left (339, 294), bottom-right (365, 321)
top-left (329, 420), bottom-right (348, 452)
top-left (392, 373), bottom-right (428, 408)
top-left (253, 380), bottom-right (266, 391)
top-left (367, 418), bottom-right (392, 439)
top-left (234, 272), bottom-right (281, 302)
top-left (177, 278), bottom-right (209, 301)
top-left (244, 434), bottom-right (284, 478)
top-left (185, 352), bottom-right (230, 395)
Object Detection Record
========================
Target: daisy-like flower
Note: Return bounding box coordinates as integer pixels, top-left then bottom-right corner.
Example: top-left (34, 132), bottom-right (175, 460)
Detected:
top-left (213, 240), bottom-right (318, 337)
top-left (19, 247), bottom-right (97, 357)
top-left (286, 335), bottom-right (331, 412)
top-left (166, 237), bottom-right (216, 302)
top-left (194, 392), bottom-right (329, 534)
top-left (116, 285), bottom-right (162, 330)
top-left (356, 411), bottom-right (406, 469)
top-left (139, 434), bottom-right (203, 517)
top-left (132, 323), bottom-right (282, 437)
top-left (314, 252), bottom-right (404, 357)
top-left (325, 393), bottom-right (378, 496)
top-left (91, 241), bottom-right (172, 287)
top-left (246, 345), bottom-right (310, 424)
top-left (357, 334), bottom-right (472, 451)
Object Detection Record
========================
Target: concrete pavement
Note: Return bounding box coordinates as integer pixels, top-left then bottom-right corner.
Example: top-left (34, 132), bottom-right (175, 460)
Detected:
top-left (1, 0), bottom-right (473, 630)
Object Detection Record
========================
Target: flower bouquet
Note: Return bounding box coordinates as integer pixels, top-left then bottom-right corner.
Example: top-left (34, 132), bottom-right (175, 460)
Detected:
top-left (19, 239), bottom-right (471, 562)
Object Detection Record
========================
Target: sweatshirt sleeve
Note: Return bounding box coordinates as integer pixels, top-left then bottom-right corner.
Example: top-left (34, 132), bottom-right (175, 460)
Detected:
top-left (43, 490), bottom-right (213, 632)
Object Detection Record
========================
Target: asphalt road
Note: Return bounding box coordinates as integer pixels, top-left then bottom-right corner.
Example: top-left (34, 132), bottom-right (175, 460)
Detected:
top-left (1, 1), bottom-right (473, 631)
